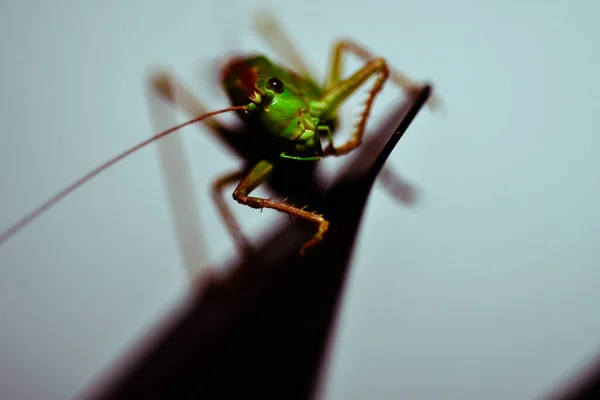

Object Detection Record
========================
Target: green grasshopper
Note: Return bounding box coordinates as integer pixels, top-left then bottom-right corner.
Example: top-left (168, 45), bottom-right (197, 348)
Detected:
top-left (0, 14), bottom-right (437, 257)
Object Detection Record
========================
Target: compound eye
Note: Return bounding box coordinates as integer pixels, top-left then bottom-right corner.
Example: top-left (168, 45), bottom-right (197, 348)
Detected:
top-left (266, 77), bottom-right (284, 94)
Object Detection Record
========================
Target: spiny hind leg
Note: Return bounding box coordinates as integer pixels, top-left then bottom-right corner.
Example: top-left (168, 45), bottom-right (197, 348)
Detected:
top-left (324, 39), bottom-right (439, 109)
top-left (150, 70), bottom-right (232, 135)
top-left (253, 13), bottom-right (320, 87)
top-left (233, 160), bottom-right (329, 256)
top-left (146, 70), bottom-right (217, 279)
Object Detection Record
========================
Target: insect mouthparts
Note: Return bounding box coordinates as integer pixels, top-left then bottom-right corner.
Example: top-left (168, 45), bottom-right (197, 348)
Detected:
top-left (249, 91), bottom-right (262, 104)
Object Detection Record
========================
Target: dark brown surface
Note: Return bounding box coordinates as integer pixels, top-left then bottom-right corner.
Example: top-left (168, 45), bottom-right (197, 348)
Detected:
top-left (545, 355), bottom-right (600, 400)
top-left (87, 82), bottom-right (600, 400)
top-left (89, 86), bottom-right (431, 400)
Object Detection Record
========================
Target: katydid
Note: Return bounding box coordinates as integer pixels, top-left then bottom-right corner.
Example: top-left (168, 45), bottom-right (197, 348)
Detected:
top-left (0, 14), bottom-right (438, 257)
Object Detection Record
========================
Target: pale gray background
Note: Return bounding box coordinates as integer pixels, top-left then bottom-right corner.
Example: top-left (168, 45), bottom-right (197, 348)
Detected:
top-left (1, 0), bottom-right (599, 399)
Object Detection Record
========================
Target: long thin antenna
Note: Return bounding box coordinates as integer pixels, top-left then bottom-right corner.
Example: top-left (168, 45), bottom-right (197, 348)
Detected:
top-left (0, 105), bottom-right (246, 247)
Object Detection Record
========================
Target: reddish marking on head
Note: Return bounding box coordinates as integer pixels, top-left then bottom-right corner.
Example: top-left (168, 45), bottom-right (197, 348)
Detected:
top-left (221, 57), bottom-right (259, 98)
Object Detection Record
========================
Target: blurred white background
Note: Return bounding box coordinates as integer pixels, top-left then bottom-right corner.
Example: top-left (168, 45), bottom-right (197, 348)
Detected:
top-left (1, 0), bottom-right (599, 399)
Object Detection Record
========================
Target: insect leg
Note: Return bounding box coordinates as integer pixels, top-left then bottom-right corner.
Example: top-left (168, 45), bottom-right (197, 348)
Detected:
top-left (323, 40), bottom-right (433, 203)
top-left (151, 70), bottom-right (231, 135)
top-left (233, 160), bottom-right (329, 256)
top-left (211, 169), bottom-right (254, 256)
top-left (311, 58), bottom-right (390, 156)
top-left (253, 13), bottom-right (320, 88)
top-left (324, 39), bottom-right (439, 109)
top-left (377, 168), bottom-right (418, 205)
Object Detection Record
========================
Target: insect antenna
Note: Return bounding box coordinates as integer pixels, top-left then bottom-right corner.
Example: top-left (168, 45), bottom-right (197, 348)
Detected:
top-left (0, 105), bottom-right (247, 247)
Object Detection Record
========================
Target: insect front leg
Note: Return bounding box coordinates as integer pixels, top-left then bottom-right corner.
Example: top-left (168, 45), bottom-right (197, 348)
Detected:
top-left (322, 40), bottom-right (434, 204)
top-left (312, 57), bottom-right (390, 156)
top-left (233, 160), bottom-right (329, 256)
top-left (324, 39), bottom-right (439, 109)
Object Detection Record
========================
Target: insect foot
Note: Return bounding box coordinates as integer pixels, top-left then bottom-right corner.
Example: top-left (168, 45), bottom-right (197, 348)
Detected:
top-left (299, 218), bottom-right (329, 256)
